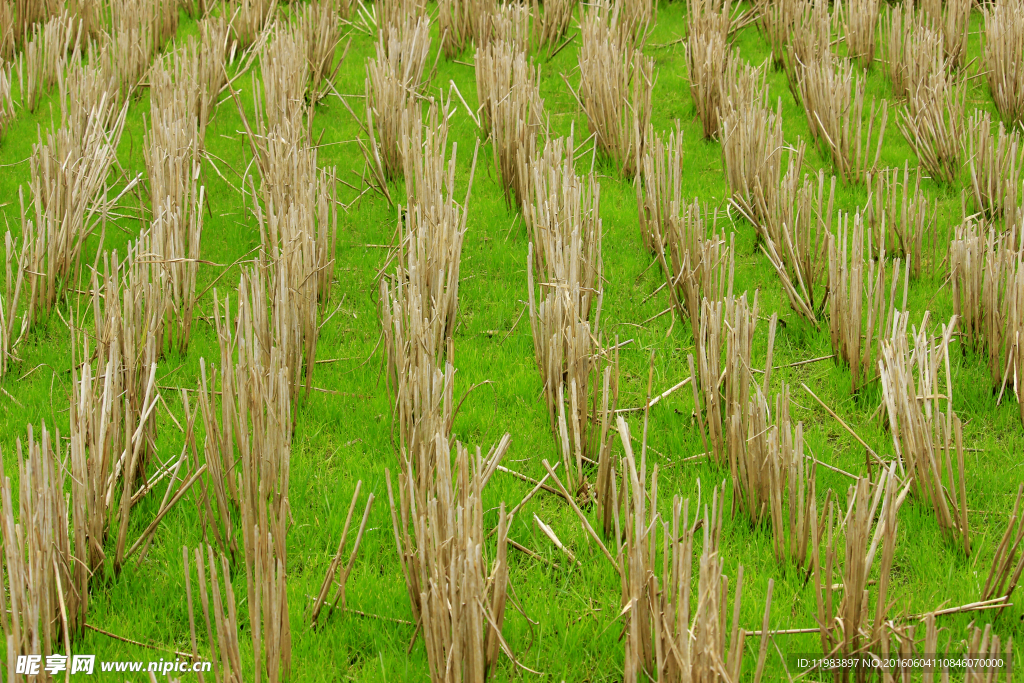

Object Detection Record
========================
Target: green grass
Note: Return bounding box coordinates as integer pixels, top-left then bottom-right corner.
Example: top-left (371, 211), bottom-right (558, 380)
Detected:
top-left (1, 3), bottom-right (1023, 681)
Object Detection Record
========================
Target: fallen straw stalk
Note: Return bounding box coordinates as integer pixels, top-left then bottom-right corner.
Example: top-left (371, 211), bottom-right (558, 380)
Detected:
top-left (828, 209), bottom-right (909, 394)
top-left (574, 0), bottom-right (653, 177)
top-left (879, 312), bottom-right (970, 555)
top-left (387, 430), bottom-right (513, 683)
top-left (796, 54), bottom-right (887, 184)
top-left (1, 423), bottom-right (80, 661)
top-left (476, 39), bottom-right (545, 209)
top-left (311, 482), bottom-right (375, 627)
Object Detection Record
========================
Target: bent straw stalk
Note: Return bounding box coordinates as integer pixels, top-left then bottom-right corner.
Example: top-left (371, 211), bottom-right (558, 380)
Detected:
top-left (311, 483), bottom-right (375, 627)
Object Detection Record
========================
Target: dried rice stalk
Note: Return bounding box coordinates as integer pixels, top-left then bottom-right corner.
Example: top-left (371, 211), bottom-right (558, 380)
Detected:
top-left (476, 40), bottom-right (545, 209)
top-left (311, 482), bottom-right (375, 627)
top-left (816, 464), bottom-right (909, 665)
top-left (731, 385), bottom-right (818, 570)
top-left (532, 0), bottom-right (573, 54)
top-left (755, 0), bottom-right (798, 69)
top-left (985, 0), bottom-right (1024, 124)
top-left (378, 0), bottom-right (427, 45)
top-left (439, 0), bottom-right (493, 57)
top-left (485, 2), bottom-right (532, 50)
top-left (879, 311), bottom-right (969, 555)
top-left (575, 1), bottom-right (653, 177)
top-left (1, 424), bottom-right (79, 662)
top-left (828, 210), bottom-right (909, 393)
top-left (797, 54), bottom-right (888, 184)
top-left (921, 0), bottom-right (969, 69)
top-left (0, 1), bottom-right (12, 59)
top-left (689, 0), bottom-right (732, 39)
top-left (386, 432), bottom-right (511, 683)
top-left (0, 230), bottom-right (27, 377)
top-left (783, 0), bottom-right (832, 97)
top-left (865, 163), bottom-right (935, 279)
top-left (685, 26), bottom-right (727, 139)
top-left (184, 545), bottom-right (244, 682)
top-left (883, 2), bottom-right (943, 101)
top-left (229, 0), bottom-right (276, 52)
top-left (967, 110), bottom-right (1024, 223)
top-left (365, 16), bottom-right (431, 181)
top-left (898, 66), bottom-right (965, 186)
top-left (845, 0), bottom-right (880, 68)
top-left (15, 0), bottom-right (59, 42)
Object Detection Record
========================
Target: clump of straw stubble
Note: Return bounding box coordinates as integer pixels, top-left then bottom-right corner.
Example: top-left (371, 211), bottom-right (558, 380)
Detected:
top-left (229, 0), bottom-right (276, 52)
top-left (297, 0), bottom-right (348, 104)
top-left (387, 433), bottom-right (513, 683)
top-left (525, 132), bottom-right (618, 500)
top-left (532, 0), bottom-right (573, 54)
top-left (731, 384), bottom-right (819, 570)
top-left (476, 38), bottom-right (545, 210)
top-left (637, 122), bottom-right (684, 251)
top-left (864, 163), bottom-right (935, 279)
top-left (783, 0), bottom-right (831, 100)
top-left (845, 0), bottom-right (880, 68)
top-left (921, 0), bottom-right (969, 69)
top-left (685, 0), bottom-right (730, 138)
top-left (311, 482), bottom-right (375, 627)
top-left (0, 229), bottom-right (28, 378)
top-left (967, 110), bottom-right (1024, 224)
top-left (816, 464), bottom-right (910, 667)
top-left (879, 312), bottom-right (970, 555)
top-left (21, 9), bottom-right (80, 113)
top-left (438, 0), bottom-right (492, 58)
top-left (755, 0), bottom-right (797, 69)
top-left (985, 0), bottom-right (1024, 125)
top-left (796, 54), bottom-right (888, 184)
top-left (574, 1), bottom-right (653, 178)
top-left (828, 210), bottom-right (910, 394)
top-left (760, 171), bottom-right (833, 326)
top-left (364, 16), bottom-right (431, 183)
top-left (883, 2), bottom-right (944, 101)
top-left (983, 483), bottom-right (1024, 604)
top-left (898, 56), bottom-right (966, 186)
top-left (1, 424), bottom-right (80, 663)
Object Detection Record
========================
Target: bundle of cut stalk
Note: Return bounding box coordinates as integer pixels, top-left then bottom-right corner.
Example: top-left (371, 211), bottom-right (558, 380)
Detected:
top-left (297, 0), bottom-right (346, 103)
top-left (796, 54), bottom-right (888, 184)
top-left (23, 96), bottom-right (131, 325)
top-left (607, 445), bottom-right (761, 683)
top-left (949, 221), bottom-right (1024, 389)
top-left (1, 424), bottom-right (80, 664)
top-left (828, 210), bottom-right (909, 393)
top-left (387, 431), bottom-right (512, 683)
top-left (691, 289), bottom-right (758, 468)
top-left (260, 26), bottom-right (308, 133)
top-left (311, 482), bottom-right (375, 627)
top-left (532, 0), bottom-right (573, 54)
top-left (0, 1), bottom-right (11, 59)
top-left (439, 0), bottom-right (493, 58)
top-left (899, 65), bottom-right (966, 186)
top-left (864, 163), bottom-right (934, 279)
top-left (985, 0), bottom-right (1024, 125)
top-left (878, 311), bottom-right (970, 555)
top-left (229, 0), bottom-right (276, 52)
top-left (845, 0), bottom-right (879, 68)
top-left (967, 110), bottom-right (1024, 224)
top-left (783, 0), bottom-right (832, 100)
top-left (883, 2), bottom-right (943, 100)
top-left (67, 0), bottom-right (101, 42)
top-left (688, 0), bottom-right (731, 40)
top-left (760, 171), bottom-right (833, 326)
top-left (685, 24), bottom-right (726, 140)
top-left (815, 463), bottom-right (909, 667)
top-left (636, 121), bottom-right (684, 251)
top-left (364, 15), bottom-right (431, 181)
top-left (378, 0), bottom-right (427, 46)
top-left (982, 484), bottom-right (1024, 605)
top-left (575, 0), bottom-right (653, 177)
top-left (475, 39), bottom-right (545, 209)
top-left (920, 0), bottom-right (969, 70)
top-left (0, 230), bottom-right (28, 377)
top-left (755, 0), bottom-right (797, 69)
top-left (652, 199), bottom-right (732, 343)
top-left (21, 9), bottom-right (80, 113)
